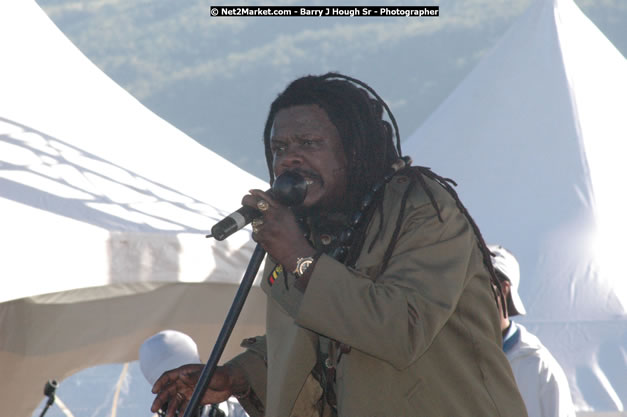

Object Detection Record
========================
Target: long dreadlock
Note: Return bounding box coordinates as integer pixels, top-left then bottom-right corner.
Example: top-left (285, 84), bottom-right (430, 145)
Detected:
top-left (262, 72), bottom-right (505, 313)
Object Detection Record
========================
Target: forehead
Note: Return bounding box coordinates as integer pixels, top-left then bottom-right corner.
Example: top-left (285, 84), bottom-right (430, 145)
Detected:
top-left (271, 104), bottom-right (339, 139)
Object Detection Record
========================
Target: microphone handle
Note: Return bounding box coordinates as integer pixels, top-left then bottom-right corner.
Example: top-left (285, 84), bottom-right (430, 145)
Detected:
top-left (209, 171), bottom-right (307, 241)
top-left (211, 205), bottom-right (260, 241)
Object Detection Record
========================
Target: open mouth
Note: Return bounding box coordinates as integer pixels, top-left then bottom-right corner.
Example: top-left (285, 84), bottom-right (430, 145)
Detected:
top-left (290, 169), bottom-right (322, 187)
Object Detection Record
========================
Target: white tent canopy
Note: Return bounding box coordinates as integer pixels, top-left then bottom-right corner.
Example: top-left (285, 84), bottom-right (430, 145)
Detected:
top-left (0, 1), bottom-right (268, 415)
top-left (404, 0), bottom-right (626, 412)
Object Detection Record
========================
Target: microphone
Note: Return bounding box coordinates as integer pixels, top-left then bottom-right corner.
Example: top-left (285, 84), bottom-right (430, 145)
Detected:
top-left (44, 380), bottom-right (57, 406)
top-left (38, 380), bottom-right (58, 417)
top-left (208, 171), bottom-right (307, 241)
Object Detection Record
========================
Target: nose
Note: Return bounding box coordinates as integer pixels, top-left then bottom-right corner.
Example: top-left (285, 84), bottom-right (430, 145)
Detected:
top-left (276, 145), bottom-right (304, 170)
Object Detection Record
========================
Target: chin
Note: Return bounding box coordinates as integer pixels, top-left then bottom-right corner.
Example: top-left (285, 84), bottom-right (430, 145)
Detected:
top-left (302, 191), bottom-right (322, 207)
top-left (293, 197), bottom-right (323, 216)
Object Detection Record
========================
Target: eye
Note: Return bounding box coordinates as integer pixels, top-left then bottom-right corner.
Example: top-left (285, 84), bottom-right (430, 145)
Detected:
top-left (271, 142), bottom-right (287, 153)
top-left (270, 141), bottom-right (285, 152)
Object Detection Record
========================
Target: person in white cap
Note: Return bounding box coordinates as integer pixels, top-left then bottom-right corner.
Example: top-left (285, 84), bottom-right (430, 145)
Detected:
top-left (489, 245), bottom-right (576, 417)
top-left (139, 330), bottom-right (248, 417)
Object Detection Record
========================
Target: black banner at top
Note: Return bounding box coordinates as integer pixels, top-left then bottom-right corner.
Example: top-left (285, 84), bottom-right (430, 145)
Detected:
top-left (209, 6), bottom-right (440, 17)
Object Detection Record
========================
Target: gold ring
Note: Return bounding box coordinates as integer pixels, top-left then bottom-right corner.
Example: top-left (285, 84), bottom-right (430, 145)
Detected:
top-left (252, 218), bottom-right (264, 235)
top-left (256, 199), bottom-right (269, 212)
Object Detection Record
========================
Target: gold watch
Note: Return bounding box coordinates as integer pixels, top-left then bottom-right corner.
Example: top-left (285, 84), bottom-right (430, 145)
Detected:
top-left (294, 257), bottom-right (315, 278)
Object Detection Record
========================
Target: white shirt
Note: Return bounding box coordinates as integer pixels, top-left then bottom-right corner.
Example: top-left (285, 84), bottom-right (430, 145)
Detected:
top-left (504, 322), bottom-right (576, 417)
top-left (199, 399), bottom-right (248, 417)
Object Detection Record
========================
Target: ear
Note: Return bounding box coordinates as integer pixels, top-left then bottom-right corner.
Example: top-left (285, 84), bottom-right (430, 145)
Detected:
top-left (500, 280), bottom-right (512, 317)
top-left (500, 280), bottom-right (511, 298)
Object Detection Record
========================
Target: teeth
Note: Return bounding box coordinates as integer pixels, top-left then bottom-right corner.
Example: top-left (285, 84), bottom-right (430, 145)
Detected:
top-left (305, 179), bottom-right (314, 185)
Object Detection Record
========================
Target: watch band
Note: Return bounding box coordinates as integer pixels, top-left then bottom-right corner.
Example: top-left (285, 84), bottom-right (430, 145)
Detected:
top-left (294, 256), bottom-right (315, 278)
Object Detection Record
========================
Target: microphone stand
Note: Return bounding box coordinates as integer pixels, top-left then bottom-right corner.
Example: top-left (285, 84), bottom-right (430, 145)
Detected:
top-left (182, 243), bottom-right (266, 417)
top-left (39, 380), bottom-right (58, 417)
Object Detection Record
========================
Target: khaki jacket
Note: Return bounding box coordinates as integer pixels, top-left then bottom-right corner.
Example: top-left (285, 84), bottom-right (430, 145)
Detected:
top-left (228, 174), bottom-right (528, 417)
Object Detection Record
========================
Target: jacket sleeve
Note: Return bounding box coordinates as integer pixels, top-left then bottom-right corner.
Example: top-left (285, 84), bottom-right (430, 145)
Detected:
top-left (293, 193), bottom-right (478, 370)
top-left (224, 335), bottom-right (268, 417)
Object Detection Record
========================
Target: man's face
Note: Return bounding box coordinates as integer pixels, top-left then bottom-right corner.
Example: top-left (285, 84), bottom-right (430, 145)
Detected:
top-left (497, 279), bottom-right (512, 331)
top-left (271, 104), bottom-right (348, 211)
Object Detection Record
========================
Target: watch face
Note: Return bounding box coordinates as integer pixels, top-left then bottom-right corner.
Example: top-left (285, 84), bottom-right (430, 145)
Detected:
top-left (296, 257), bottom-right (314, 277)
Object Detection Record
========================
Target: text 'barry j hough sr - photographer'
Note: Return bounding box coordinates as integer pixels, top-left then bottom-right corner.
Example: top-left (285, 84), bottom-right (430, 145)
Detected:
top-left (208, 6), bottom-right (440, 18)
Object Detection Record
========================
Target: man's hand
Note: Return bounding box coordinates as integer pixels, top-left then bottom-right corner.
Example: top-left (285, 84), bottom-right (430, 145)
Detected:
top-left (244, 189), bottom-right (315, 272)
top-left (150, 364), bottom-right (238, 417)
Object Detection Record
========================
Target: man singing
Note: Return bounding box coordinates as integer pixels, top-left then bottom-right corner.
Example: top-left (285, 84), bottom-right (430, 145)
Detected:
top-left (151, 73), bottom-right (528, 417)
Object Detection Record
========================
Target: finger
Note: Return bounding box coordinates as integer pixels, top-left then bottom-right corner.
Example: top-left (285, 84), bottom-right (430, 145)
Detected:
top-left (249, 189), bottom-right (280, 207)
top-left (150, 382), bottom-right (185, 412)
top-left (178, 366), bottom-right (202, 386)
top-left (151, 375), bottom-right (166, 394)
top-left (241, 193), bottom-right (258, 208)
top-left (164, 391), bottom-right (184, 417)
top-left (150, 391), bottom-right (171, 413)
top-left (256, 198), bottom-right (270, 212)
top-left (179, 398), bottom-right (192, 417)
top-left (159, 395), bottom-right (180, 417)
top-left (152, 368), bottom-right (178, 393)
top-left (252, 224), bottom-right (263, 241)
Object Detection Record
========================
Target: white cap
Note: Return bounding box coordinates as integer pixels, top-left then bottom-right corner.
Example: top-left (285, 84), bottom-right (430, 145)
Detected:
top-left (139, 330), bottom-right (201, 386)
top-left (488, 245), bottom-right (526, 316)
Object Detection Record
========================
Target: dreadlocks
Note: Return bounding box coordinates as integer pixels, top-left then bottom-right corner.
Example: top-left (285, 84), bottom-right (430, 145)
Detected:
top-left (262, 72), bottom-right (505, 312)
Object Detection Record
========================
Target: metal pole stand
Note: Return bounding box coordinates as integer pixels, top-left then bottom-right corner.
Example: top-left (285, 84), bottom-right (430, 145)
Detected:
top-left (182, 244), bottom-right (266, 417)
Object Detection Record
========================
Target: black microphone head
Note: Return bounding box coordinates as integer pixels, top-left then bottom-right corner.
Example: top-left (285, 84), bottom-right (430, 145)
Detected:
top-left (44, 379), bottom-right (58, 398)
top-left (272, 171), bottom-right (307, 207)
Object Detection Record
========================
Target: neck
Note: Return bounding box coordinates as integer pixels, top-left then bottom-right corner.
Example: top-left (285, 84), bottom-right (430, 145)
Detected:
top-left (501, 318), bottom-right (511, 338)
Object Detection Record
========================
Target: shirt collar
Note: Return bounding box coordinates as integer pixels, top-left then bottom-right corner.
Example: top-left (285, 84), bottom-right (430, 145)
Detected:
top-left (502, 321), bottom-right (521, 353)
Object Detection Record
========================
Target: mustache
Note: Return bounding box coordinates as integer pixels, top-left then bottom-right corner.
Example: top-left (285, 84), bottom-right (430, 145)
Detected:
top-left (287, 168), bottom-right (323, 185)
